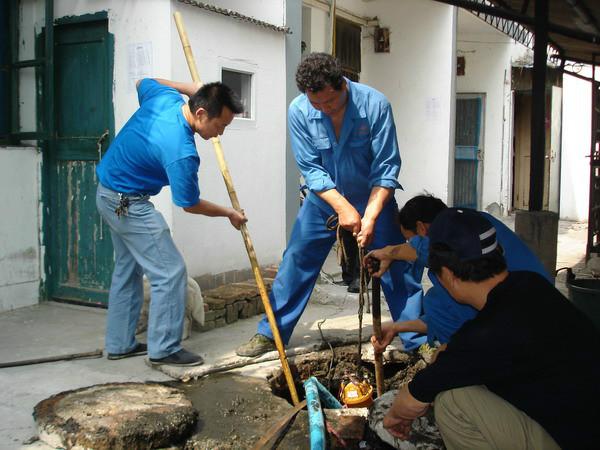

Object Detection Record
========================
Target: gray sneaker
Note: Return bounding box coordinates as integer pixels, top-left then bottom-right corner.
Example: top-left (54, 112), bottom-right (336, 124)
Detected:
top-left (236, 334), bottom-right (277, 357)
top-left (149, 349), bottom-right (204, 367)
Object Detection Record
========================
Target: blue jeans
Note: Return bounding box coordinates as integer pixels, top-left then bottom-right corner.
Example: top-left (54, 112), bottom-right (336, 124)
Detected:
top-left (96, 183), bottom-right (186, 358)
top-left (257, 196), bottom-right (426, 351)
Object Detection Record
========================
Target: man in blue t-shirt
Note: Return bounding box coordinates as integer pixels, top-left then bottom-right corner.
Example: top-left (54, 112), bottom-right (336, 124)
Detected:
top-left (366, 195), bottom-right (549, 353)
top-left (96, 78), bottom-right (246, 367)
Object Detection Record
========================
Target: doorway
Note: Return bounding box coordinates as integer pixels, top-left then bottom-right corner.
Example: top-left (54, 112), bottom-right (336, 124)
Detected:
top-left (454, 94), bottom-right (485, 209)
top-left (511, 68), bottom-right (562, 212)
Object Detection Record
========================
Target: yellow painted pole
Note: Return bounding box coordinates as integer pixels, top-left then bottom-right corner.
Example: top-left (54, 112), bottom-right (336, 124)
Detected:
top-left (173, 12), bottom-right (299, 405)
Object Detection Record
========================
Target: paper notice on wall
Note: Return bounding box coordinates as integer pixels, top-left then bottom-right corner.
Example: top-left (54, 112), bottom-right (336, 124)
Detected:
top-left (127, 42), bottom-right (153, 92)
top-left (426, 97), bottom-right (441, 122)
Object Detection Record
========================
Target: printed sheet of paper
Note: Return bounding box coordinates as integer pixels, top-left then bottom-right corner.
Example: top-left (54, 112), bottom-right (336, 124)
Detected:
top-left (127, 42), bottom-right (153, 92)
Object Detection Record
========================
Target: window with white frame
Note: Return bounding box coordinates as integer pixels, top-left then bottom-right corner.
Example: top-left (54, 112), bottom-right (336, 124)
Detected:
top-left (222, 68), bottom-right (252, 119)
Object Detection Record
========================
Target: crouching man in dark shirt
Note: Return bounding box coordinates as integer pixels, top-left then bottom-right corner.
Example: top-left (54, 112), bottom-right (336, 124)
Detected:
top-left (383, 207), bottom-right (600, 449)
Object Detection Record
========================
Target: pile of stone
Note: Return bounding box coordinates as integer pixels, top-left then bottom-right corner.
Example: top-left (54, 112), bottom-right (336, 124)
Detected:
top-left (195, 266), bottom-right (277, 332)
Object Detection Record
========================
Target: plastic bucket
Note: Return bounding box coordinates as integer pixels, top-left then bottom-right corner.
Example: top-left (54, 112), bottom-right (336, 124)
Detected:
top-left (566, 277), bottom-right (600, 330)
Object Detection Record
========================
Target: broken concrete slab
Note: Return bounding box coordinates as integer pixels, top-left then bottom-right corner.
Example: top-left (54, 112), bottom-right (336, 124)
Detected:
top-left (34, 382), bottom-right (197, 450)
top-left (368, 390), bottom-right (443, 449)
top-left (324, 407), bottom-right (368, 448)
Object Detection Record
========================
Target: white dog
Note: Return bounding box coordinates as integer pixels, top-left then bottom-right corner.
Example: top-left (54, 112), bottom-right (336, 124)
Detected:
top-left (136, 276), bottom-right (205, 340)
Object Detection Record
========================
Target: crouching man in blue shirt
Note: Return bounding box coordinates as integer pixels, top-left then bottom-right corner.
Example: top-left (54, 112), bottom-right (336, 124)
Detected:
top-left (236, 53), bottom-right (425, 357)
top-left (382, 208), bottom-right (599, 449)
top-left (367, 195), bottom-right (549, 352)
top-left (96, 78), bottom-right (247, 367)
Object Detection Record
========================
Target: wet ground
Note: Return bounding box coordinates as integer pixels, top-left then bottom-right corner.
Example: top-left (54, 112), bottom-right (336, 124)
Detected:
top-left (177, 374), bottom-right (309, 449)
top-left (174, 344), bottom-right (438, 450)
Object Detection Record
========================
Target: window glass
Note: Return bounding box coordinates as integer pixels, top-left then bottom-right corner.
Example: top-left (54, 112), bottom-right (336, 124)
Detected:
top-left (222, 69), bottom-right (252, 119)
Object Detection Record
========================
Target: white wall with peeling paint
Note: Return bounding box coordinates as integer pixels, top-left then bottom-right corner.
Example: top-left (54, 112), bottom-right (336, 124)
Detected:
top-left (0, 147), bottom-right (42, 311)
top-left (168, 1), bottom-right (288, 276)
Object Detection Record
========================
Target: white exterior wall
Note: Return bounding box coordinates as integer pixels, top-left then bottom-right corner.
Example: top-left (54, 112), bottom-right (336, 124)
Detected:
top-left (303, 0), bottom-right (456, 205)
top-left (456, 12), bottom-right (514, 213)
top-left (359, 0), bottom-right (456, 206)
top-left (561, 71), bottom-right (591, 221)
top-left (170, 1), bottom-right (287, 276)
top-left (0, 147), bottom-right (41, 311)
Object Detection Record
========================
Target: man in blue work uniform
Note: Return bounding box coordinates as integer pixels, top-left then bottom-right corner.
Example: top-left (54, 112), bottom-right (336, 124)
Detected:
top-left (367, 195), bottom-right (550, 352)
top-left (96, 78), bottom-right (246, 367)
top-left (236, 53), bottom-right (425, 357)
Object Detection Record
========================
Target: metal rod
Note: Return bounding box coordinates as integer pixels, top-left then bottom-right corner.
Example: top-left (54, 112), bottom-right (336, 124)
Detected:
top-left (0, 349), bottom-right (103, 368)
top-left (371, 276), bottom-right (384, 397)
top-left (173, 11), bottom-right (300, 406)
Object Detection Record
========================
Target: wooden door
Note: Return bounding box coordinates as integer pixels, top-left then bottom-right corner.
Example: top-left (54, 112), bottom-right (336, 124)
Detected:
top-left (46, 17), bottom-right (114, 305)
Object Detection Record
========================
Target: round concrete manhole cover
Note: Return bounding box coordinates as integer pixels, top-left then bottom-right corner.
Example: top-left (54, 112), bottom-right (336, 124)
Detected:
top-left (33, 382), bottom-right (197, 450)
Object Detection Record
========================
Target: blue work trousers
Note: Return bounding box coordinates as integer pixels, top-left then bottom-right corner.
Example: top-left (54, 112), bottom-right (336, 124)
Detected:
top-left (96, 183), bottom-right (186, 359)
top-left (258, 197), bottom-right (426, 351)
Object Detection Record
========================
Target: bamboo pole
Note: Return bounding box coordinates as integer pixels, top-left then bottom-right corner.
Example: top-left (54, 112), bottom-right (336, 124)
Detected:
top-left (173, 11), bottom-right (299, 406)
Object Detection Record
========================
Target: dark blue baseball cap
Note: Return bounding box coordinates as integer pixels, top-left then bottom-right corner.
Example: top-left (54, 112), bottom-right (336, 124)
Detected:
top-left (428, 208), bottom-right (498, 261)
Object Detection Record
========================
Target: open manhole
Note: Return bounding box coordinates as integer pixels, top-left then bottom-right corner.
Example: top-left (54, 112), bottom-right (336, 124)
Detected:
top-left (266, 344), bottom-right (445, 449)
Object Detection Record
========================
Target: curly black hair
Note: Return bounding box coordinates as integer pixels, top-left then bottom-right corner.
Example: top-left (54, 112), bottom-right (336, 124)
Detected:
top-left (295, 52), bottom-right (345, 93)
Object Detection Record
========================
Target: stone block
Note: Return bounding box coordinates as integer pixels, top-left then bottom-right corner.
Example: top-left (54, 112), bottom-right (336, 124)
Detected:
top-left (245, 300), bottom-right (257, 318)
top-left (226, 304), bottom-right (238, 324)
top-left (204, 296), bottom-right (227, 310)
top-left (196, 320), bottom-right (215, 332)
top-left (204, 310), bottom-right (217, 322)
top-left (239, 301), bottom-right (254, 319)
